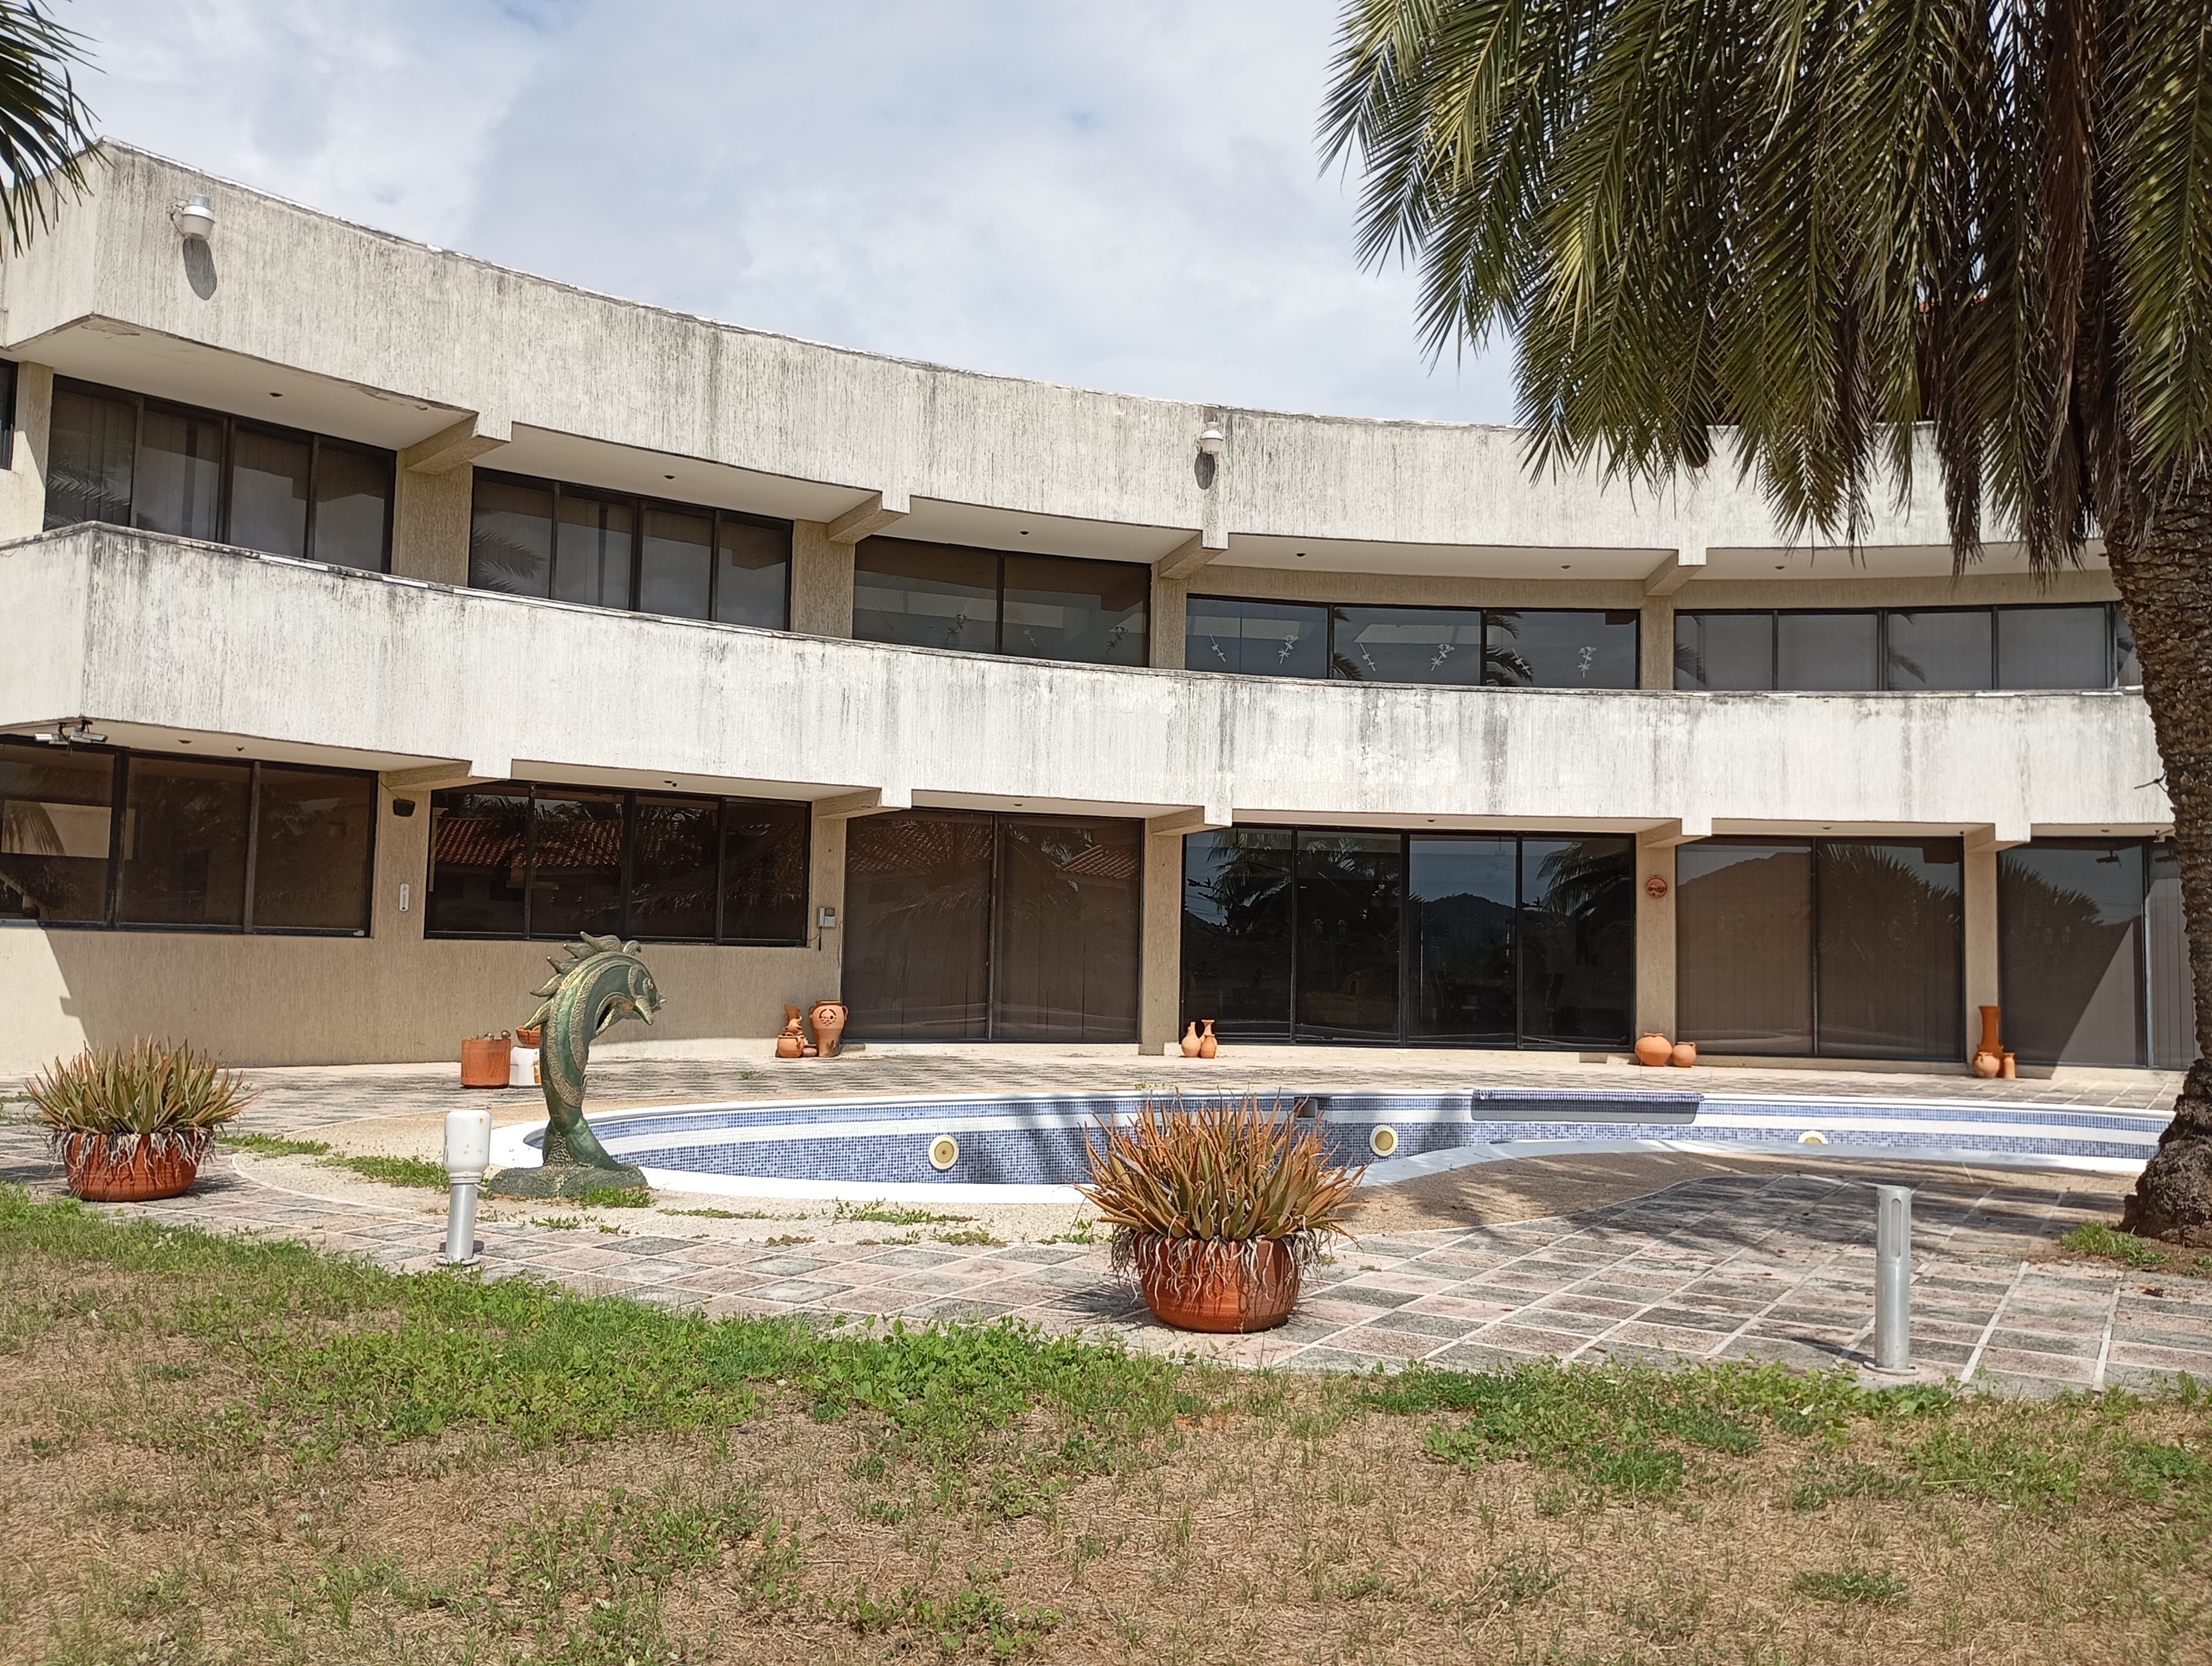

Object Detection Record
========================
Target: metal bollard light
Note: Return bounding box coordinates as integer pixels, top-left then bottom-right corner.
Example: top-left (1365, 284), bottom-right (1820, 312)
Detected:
top-left (1872, 1183), bottom-right (1914, 1374)
top-left (444, 1106), bottom-right (492, 1265)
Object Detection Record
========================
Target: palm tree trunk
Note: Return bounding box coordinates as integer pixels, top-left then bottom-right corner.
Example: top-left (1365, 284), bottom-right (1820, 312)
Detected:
top-left (2108, 469), bottom-right (2212, 1245)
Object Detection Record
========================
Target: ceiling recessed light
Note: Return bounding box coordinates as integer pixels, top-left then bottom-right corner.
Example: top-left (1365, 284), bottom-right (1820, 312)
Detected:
top-left (269, 391), bottom-right (282, 398)
top-left (1019, 529), bottom-right (1030, 536)
top-left (177, 738), bottom-right (191, 745)
top-left (664, 473), bottom-right (674, 480)
top-left (1561, 564), bottom-right (1572, 570)
top-left (1295, 551), bottom-right (1307, 559)
top-left (1775, 564), bottom-right (1786, 571)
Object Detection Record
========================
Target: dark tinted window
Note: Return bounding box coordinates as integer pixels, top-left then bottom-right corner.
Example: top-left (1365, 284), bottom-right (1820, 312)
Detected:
top-left (1777, 611), bottom-right (1878, 690)
top-left (1184, 596), bottom-right (1328, 677)
top-left (117, 757), bottom-right (252, 928)
top-left (1001, 553), bottom-right (1147, 665)
top-left (1329, 605), bottom-right (1484, 684)
top-left (134, 406), bottom-right (223, 541)
top-left (470, 477), bottom-right (554, 596)
top-left (1676, 842), bottom-right (1814, 1053)
top-left (1885, 609), bottom-right (1991, 690)
top-left (1998, 605), bottom-right (2108, 689)
top-left (844, 811), bottom-right (995, 1038)
top-left (1409, 835), bottom-right (1516, 1043)
top-left (1181, 829), bottom-right (1295, 1039)
top-left (629, 795), bottom-right (719, 939)
top-left (252, 767), bottom-right (374, 931)
top-left (554, 492), bottom-right (633, 610)
top-left (853, 537), bottom-right (1000, 651)
top-left (1295, 831), bottom-right (1403, 1040)
top-left (715, 517), bottom-right (789, 629)
top-left (1674, 611), bottom-right (1774, 690)
top-left (1520, 836), bottom-right (1635, 1042)
top-left (529, 790), bottom-right (626, 938)
top-left (995, 817), bottom-right (1141, 1037)
top-left (1489, 611), bottom-right (1639, 688)
top-left (721, 799), bottom-right (809, 941)
top-left (228, 426), bottom-right (311, 558)
top-left (0, 745), bottom-right (114, 922)
top-left (45, 385), bottom-right (134, 529)
top-left (311, 440), bottom-right (392, 571)
top-left (2000, 841), bottom-right (2145, 1066)
top-left (427, 790), bottom-right (531, 935)
top-left (640, 507), bottom-right (712, 620)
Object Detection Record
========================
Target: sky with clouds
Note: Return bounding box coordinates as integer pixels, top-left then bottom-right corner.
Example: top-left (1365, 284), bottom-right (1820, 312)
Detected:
top-left (64, 0), bottom-right (1516, 422)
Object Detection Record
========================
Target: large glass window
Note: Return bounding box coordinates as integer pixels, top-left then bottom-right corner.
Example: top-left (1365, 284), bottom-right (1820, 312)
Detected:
top-left (1180, 828), bottom-right (1632, 1047)
top-left (44, 378), bottom-right (393, 571)
top-left (0, 738), bottom-right (374, 935)
top-left (1676, 837), bottom-right (1962, 1058)
top-left (426, 783), bottom-right (808, 943)
top-left (2000, 839), bottom-right (2196, 1068)
top-left (854, 538), bottom-right (1149, 665)
top-left (845, 811), bottom-right (1140, 1041)
top-left (1189, 597), bottom-right (1636, 689)
top-left (468, 470), bottom-right (792, 628)
top-left (1676, 605), bottom-right (2133, 691)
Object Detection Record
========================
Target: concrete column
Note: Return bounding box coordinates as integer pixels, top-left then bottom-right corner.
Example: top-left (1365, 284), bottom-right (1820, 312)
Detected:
top-left (809, 811), bottom-right (847, 996)
top-left (372, 781), bottom-right (432, 944)
top-left (1638, 596), bottom-right (1675, 689)
top-left (0, 361), bottom-right (53, 541)
top-left (1962, 845), bottom-right (2000, 1061)
top-left (1634, 831), bottom-right (1679, 1038)
top-left (789, 519), bottom-right (853, 636)
top-left (1150, 570), bottom-right (1188, 669)
top-left (1139, 824), bottom-right (1184, 1051)
top-left (391, 460), bottom-right (472, 585)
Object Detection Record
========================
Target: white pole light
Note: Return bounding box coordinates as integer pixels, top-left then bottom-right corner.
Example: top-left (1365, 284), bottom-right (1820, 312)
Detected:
top-left (443, 1106), bottom-right (492, 1265)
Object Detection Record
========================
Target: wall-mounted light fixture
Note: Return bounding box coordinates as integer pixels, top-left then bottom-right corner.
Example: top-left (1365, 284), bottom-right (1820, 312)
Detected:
top-left (1195, 419), bottom-right (1226, 458)
top-left (171, 193), bottom-right (215, 242)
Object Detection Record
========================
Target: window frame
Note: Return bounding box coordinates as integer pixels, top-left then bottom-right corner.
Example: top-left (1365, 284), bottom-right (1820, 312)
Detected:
top-left (1186, 595), bottom-right (1642, 690)
top-left (0, 735), bottom-right (377, 936)
top-left (423, 781), bottom-right (811, 946)
top-left (468, 467), bottom-right (795, 629)
top-left (46, 375), bottom-right (395, 572)
top-left (854, 536), bottom-right (1152, 665)
top-left (1674, 603), bottom-right (2134, 691)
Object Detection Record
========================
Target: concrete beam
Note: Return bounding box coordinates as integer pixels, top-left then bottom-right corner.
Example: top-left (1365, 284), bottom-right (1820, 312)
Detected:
top-left (826, 491), bottom-right (910, 546)
top-left (1146, 805), bottom-right (1231, 837)
top-left (1154, 530), bottom-right (1230, 582)
top-left (1963, 821), bottom-right (2031, 854)
top-left (1637, 816), bottom-right (1711, 847)
top-left (400, 413), bottom-right (512, 476)
top-left (380, 758), bottom-right (510, 792)
top-left (813, 785), bottom-right (912, 820)
top-left (1643, 547), bottom-right (1707, 597)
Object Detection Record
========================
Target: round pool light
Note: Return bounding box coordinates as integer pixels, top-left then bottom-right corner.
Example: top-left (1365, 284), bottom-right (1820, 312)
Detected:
top-left (1369, 1125), bottom-right (1399, 1158)
top-left (928, 1134), bottom-right (960, 1171)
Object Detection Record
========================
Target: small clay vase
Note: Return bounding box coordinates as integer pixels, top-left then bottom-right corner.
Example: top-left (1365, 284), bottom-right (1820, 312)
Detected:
top-left (1635, 1031), bottom-right (1673, 1068)
top-left (1972, 1050), bottom-right (2002, 1079)
top-left (808, 999), bottom-right (850, 1059)
top-left (1180, 1022), bottom-right (1202, 1058)
top-left (775, 1005), bottom-right (806, 1060)
top-left (1198, 1019), bottom-right (1219, 1059)
top-left (1669, 1041), bottom-right (1696, 1068)
top-left (2001, 1051), bottom-right (2017, 1080)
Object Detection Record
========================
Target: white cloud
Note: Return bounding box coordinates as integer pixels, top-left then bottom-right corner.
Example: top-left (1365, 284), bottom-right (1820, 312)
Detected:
top-left (70, 0), bottom-right (1515, 420)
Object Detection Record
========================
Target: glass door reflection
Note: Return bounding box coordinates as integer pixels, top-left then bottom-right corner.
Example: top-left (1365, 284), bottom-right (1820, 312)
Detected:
top-left (1408, 836), bottom-right (1516, 1043)
top-left (1294, 831), bottom-right (1402, 1041)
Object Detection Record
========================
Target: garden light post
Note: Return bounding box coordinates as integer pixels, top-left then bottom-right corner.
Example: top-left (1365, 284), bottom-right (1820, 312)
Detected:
top-left (444, 1106), bottom-right (491, 1265)
top-left (1872, 1184), bottom-right (1913, 1375)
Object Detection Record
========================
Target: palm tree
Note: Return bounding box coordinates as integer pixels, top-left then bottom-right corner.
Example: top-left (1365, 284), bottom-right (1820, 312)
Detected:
top-left (1322, 0), bottom-right (2212, 1241)
top-left (0, 2), bottom-right (95, 251)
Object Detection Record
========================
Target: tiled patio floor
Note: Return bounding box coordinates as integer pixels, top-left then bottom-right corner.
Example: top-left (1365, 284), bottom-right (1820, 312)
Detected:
top-left (6, 1096), bottom-right (2205, 1395)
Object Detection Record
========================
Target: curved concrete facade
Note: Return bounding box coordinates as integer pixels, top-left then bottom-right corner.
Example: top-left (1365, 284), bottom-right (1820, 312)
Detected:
top-left (0, 146), bottom-right (2162, 1073)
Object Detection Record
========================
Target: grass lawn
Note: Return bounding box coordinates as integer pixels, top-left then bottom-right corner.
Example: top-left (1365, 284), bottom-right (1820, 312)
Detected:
top-left (1, 1186), bottom-right (2206, 1665)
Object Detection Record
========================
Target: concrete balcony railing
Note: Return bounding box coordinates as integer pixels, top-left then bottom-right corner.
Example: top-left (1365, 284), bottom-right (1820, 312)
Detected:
top-left (4, 524), bottom-right (2170, 837)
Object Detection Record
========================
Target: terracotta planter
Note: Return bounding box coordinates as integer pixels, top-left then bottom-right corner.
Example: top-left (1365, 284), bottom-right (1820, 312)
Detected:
top-left (1198, 1019), bottom-right (1219, 1059)
top-left (1669, 1041), bottom-right (1697, 1068)
top-left (775, 1004), bottom-right (808, 1059)
top-left (1977, 1005), bottom-right (2003, 1061)
top-left (1972, 1050), bottom-right (2002, 1079)
top-left (1137, 1238), bottom-right (1301, 1333)
top-left (515, 1024), bottom-right (542, 1048)
top-left (58, 1131), bottom-right (207, 1202)
top-left (461, 1036), bottom-right (512, 1088)
top-left (1180, 1022), bottom-right (1202, 1058)
top-left (808, 999), bottom-right (850, 1059)
top-left (1635, 1031), bottom-right (1673, 1067)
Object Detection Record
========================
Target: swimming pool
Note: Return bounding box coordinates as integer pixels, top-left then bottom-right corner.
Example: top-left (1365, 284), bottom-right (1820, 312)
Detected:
top-left (485, 1086), bottom-right (2164, 1202)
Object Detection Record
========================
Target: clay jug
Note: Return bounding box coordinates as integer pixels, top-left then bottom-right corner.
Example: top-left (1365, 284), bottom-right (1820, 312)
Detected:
top-left (1670, 1041), bottom-right (1697, 1068)
top-left (2000, 1051), bottom-right (2017, 1080)
top-left (808, 999), bottom-right (850, 1059)
top-left (1977, 1005), bottom-right (2003, 1060)
top-left (775, 1005), bottom-right (806, 1060)
top-left (1635, 1031), bottom-right (1672, 1068)
top-left (1180, 1022), bottom-right (1202, 1058)
top-left (1972, 1050), bottom-right (2001, 1079)
top-left (1198, 1019), bottom-right (1219, 1059)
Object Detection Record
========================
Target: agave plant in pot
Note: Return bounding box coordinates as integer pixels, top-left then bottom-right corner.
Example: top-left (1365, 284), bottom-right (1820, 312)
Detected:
top-left (1078, 1092), bottom-right (1362, 1333)
top-left (29, 1041), bottom-right (254, 1202)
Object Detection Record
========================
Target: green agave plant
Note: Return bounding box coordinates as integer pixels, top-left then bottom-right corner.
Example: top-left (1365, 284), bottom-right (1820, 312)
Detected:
top-left (1078, 1093), bottom-right (1364, 1291)
top-left (28, 1040), bottom-right (254, 1151)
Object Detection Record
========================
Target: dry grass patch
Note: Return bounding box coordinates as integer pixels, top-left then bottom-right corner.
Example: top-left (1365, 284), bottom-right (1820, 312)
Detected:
top-left (1, 1187), bottom-right (2207, 1665)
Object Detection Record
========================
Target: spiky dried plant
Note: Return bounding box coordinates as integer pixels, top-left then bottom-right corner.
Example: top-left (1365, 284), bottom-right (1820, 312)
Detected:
top-left (1078, 1093), bottom-right (1365, 1295)
top-left (29, 1040), bottom-right (253, 1158)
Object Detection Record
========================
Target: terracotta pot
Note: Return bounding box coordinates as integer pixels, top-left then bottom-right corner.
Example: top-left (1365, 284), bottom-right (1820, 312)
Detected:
top-left (2001, 1051), bottom-right (2017, 1080)
top-left (1977, 1005), bottom-right (2003, 1061)
top-left (1635, 1031), bottom-right (1673, 1067)
top-left (1180, 1022), bottom-right (1202, 1058)
top-left (1139, 1238), bottom-right (1301, 1333)
top-left (460, 1036), bottom-right (512, 1088)
top-left (1198, 1019), bottom-right (1219, 1059)
top-left (1972, 1050), bottom-right (2002, 1079)
top-left (775, 1004), bottom-right (806, 1060)
top-left (808, 999), bottom-right (850, 1059)
top-left (514, 1024), bottom-right (542, 1048)
top-left (59, 1131), bottom-right (207, 1202)
top-left (1670, 1041), bottom-right (1697, 1068)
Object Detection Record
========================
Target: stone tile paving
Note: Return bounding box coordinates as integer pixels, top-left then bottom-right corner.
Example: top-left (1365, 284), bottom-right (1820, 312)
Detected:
top-left (5, 1106), bottom-right (2206, 1396)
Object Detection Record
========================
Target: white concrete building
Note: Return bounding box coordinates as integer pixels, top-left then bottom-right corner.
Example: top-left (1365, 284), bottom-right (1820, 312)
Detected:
top-left (0, 148), bottom-right (2183, 1074)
